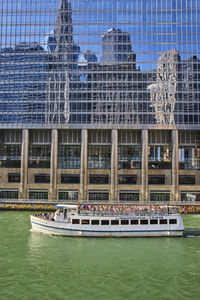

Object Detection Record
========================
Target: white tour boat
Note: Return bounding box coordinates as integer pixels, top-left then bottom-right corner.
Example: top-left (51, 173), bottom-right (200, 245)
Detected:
top-left (30, 204), bottom-right (184, 237)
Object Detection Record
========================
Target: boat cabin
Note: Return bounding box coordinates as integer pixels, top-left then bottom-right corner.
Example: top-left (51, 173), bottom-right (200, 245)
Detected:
top-left (54, 204), bottom-right (78, 221)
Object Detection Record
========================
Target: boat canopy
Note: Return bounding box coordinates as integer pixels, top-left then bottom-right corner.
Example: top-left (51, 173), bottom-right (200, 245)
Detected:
top-left (55, 204), bottom-right (78, 210)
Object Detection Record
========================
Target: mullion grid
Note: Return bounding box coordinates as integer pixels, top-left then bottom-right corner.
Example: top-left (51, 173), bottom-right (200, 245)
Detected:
top-left (0, 0), bottom-right (199, 126)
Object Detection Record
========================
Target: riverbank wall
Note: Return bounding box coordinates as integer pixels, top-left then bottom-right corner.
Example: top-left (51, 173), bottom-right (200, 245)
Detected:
top-left (0, 200), bottom-right (200, 213)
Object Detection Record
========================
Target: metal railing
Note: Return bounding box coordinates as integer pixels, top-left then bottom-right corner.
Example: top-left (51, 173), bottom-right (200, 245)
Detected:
top-left (0, 199), bottom-right (200, 206)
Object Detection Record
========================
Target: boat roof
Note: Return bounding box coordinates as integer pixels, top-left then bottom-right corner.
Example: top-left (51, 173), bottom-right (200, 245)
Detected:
top-left (55, 204), bottom-right (78, 209)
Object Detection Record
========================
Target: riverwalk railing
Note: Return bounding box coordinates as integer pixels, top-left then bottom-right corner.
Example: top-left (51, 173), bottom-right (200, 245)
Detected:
top-left (0, 199), bottom-right (200, 206)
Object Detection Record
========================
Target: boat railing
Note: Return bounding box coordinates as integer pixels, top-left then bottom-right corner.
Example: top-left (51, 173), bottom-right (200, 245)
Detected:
top-left (79, 210), bottom-right (178, 217)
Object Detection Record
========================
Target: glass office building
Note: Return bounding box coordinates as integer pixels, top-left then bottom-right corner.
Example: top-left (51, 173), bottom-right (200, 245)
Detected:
top-left (0, 0), bottom-right (200, 202)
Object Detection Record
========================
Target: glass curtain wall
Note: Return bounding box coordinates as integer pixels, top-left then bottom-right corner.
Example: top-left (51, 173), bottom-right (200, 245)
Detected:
top-left (0, 0), bottom-right (199, 127)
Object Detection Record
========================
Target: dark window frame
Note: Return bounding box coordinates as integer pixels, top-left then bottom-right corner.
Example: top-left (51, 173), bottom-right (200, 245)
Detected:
top-left (118, 175), bottom-right (137, 184)
top-left (8, 173), bottom-right (20, 183)
top-left (150, 219), bottom-right (158, 225)
top-left (34, 174), bottom-right (50, 184)
top-left (148, 175), bottom-right (165, 185)
top-left (72, 219), bottom-right (80, 224)
top-left (81, 219), bottom-right (90, 225)
top-left (101, 220), bottom-right (109, 225)
top-left (91, 220), bottom-right (100, 225)
top-left (169, 219), bottom-right (177, 224)
top-left (160, 219), bottom-right (168, 225)
top-left (111, 220), bottom-right (119, 225)
top-left (61, 174), bottom-right (80, 184)
top-left (140, 220), bottom-right (148, 225)
top-left (121, 220), bottom-right (129, 225)
top-left (89, 175), bottom-right (109, 184)
top-left (131, 220), bottom-right (139, 225)
top-left (179, 175), bottom-right (195, 185)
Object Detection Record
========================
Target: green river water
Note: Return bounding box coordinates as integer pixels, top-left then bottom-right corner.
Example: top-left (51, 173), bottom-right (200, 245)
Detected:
top-left (0, 212), bottom-right (200, 300)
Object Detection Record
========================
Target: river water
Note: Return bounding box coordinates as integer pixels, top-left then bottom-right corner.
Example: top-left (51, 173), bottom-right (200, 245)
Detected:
top-left (0, 212), bottom-right (200, 300)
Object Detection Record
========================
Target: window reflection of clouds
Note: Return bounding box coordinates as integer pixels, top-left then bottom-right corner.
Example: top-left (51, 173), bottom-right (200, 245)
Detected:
top-left (0, 0), bottom-right (200, 125)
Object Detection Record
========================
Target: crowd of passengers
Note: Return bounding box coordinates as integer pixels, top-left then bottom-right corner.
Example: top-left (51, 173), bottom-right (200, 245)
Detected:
top-left (34, 205), bottom-right (180, 220)
top-left (79, 204), bottom-right (178, 214)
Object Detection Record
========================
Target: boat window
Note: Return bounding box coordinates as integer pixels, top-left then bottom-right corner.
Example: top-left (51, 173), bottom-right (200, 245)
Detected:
top-left (82, 219), bottom-right (90, 225)
top-left (140, 220), bottom-right (148, 225)
top-left (72, 219), bottom-right (80, 224)
top-left (101, 220), bottom-right (109, 225)
top-left (111, 220), bottom-right (119, 225)
top-left (169, 219), bottom-right (177, 224)
top-left (131, 220), bottom-right (139, 225)
top-left (91, 220), bottom-right (99, 225)
top-left (121, 220), bottom-right (129, 225)
top-left (160, 219), bottom-right (167, 224)
top-left (150, 219), bottom-right (158, 225)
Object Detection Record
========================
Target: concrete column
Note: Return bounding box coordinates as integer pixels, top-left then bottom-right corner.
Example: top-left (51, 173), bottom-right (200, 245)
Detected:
top-left (80, 129), bottom-right (88, 201)
top-left (20, 129), bottom-right (29, 199)
top-left (141, 130), bottom-right (148, 202)
top-left (111, 129), bottom-right (118, 202)
top-left (50, 129), bottom-right (58, 200)
top-left (172, 130), bottom-right (179, 202)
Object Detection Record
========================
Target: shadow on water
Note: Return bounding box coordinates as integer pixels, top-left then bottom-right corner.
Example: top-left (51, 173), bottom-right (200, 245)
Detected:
top-left (184, 228), bottom-right (200, 237)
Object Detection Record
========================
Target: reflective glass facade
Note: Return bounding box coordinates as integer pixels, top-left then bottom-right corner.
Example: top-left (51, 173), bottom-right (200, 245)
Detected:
top-left (0, 0), bottom-right (199, 128)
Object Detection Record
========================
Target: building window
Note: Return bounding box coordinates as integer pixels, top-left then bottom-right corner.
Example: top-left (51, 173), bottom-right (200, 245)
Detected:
top-left (89, 175), bottom-right (109, 184)
top-left (58, 190), bottom-right (78, 201)
top-left (88, 146), bottom-right (111, 169)
top-left (29, 145), bottom-right (51, 168)
top-left (61, 174), bottom-right (80, 184)
top-left (179, 147), bottom-right (200, 170)
top-left (179, 175), bottom-right (195, 185)
top-left (8, 173), bottom-right (20, 183)
top-left (89, 191), bottom-right (109, 201)
top-left (34, 174), bottom-right (50, 184)
top-left (118, 175), bottom-right (137, 184)
top-left (29, 190), bottom-right (48, 200)
top-left (148, 175), bottom-right (165, 185)
top-left (119, 192), bottom-right (139, 201)
top-left (181, 192), bottom-right (200, 201)
top-left (148, 146), bottom-right (172, 169)
top-left (150, 191), bottom-right (170, 202)
top-left (118, 146), bottom-right (141, 169)
top-left (58, 145), bottom-right (81, 169)
top-left (0, 144), bottom-right (21, 168)
top-left (0, 190), bottom-right (18, 199)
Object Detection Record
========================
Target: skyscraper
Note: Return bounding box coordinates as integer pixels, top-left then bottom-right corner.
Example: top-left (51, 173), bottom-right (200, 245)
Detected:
top-left (0, 0), bottom-right (199, 202)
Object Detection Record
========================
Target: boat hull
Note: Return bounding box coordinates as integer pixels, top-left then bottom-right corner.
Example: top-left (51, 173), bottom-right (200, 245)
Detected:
top-left (30, 216), bottom-right (184, 237)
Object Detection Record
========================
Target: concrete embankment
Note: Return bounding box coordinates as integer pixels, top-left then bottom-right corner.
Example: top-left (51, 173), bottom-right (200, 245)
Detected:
top-left (0, 200), bottom-right (200, 213)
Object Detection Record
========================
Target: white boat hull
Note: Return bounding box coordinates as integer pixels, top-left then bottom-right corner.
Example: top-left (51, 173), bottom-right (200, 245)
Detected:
top-left (30, 215), bottom-right (184, 237)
